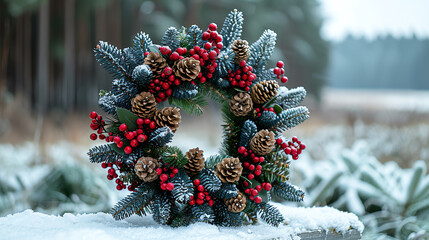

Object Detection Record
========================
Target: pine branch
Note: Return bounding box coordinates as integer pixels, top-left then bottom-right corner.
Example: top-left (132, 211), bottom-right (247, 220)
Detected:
top-left (133, 32), bottom-right (153, 57)
top-left (170, 169), bottom-right (193, 204)
top-left (171, 82), bottom-right (198, 99)
top-left (168, 94), bottom-right (208, 116)
top-left (152, 191), bottom-right (173, 225)
top-left (212, 183), bottom-right (238, 199)
top-left (261, 151), bottom-right (290, 183)
top-left (273, 106), bottom-right (309, 132)
top-left (170, 215), bottom-right (192, 227)
top-left (254, 202), bottom-right (284, 227)
top-left (248, 30), bottom-right (277, 74)
top-left (272, 181), bottom-right (305, 202)
top-left (94, 41), bottom-right (132, 80)
top-left (205, 154), bottom-right (228, 169)
top-left (122, 47), bottom-right (140, 71)
top-left (220, 9), bottom-right (244, 48)
top-left (98, 91), bottom-right (118, 116)
top-left (132, 64), bottom-right (153, 89)
top-left (220, 102), bottom-right (246, 156)
top-left (161, 27), bottom-right (180, 52)
top-left (149, 127), bottom-right (174, 147)
top-left (213, 202), bottom-right (243, 227)
top-left (257, 110), bottom-right (279, 129)
top-left (87, 144), bottom-right (123, 163)
top-left (110, 184), bottom-right (154, 220)
top-left (191, 203), bottom-right (215, 224)
top-left (253, 68), bottom-right (276, 85)
top-left (276, 87), bottom-right (307, 110)
top-left (187, 25), bottom-right (204, 47)
top-left (199, 168), bottom-right (221, 192)
top-left (160, 146), bottom-right (187, 167)
top-left (217, 48), bottom-right (235, 78)
top-left (239, 120), bottom-right (258, 148)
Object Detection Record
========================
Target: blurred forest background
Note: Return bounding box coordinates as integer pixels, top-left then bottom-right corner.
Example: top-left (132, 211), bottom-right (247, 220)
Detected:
top-left (1, 0), bottom-right (429, 239)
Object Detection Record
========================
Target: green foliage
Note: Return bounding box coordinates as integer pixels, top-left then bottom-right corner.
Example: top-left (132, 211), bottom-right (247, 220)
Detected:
top-left (161, 27), bottom-right (180, 51)
top-left (149, 127), bottom-right (174, 147)
top-left (261, 151), bottom-right (290, 183)
top-left (87, 144), bottom-right (122, 163)
top-left (168, 94), bottom-right (208, 116)
top-left (116, 107), bottom-right (139, 130)
top-left (257, 110), bottom-right (279, 129)
top-left (160, 146), bottom-right (187, 167)
top-left (248, 30), bottom-right (277, 74)
top-left (217, 49), bottom-right (235, 78)
top-left (152, 191), bottom-right (173, 225)
top-left (205, 154), bottom-right (228, 169)
top-left (98, 91), bottom-right (118, 116)
top-left (199, 168), bottom-right (221, 192)
top-left (94, 41), bottom-right (132, 80)
top-left (239, 120), bottom-right (258, 148)
top-left (220, 102), bottom-right (246, 156)
top-left (186, 25), bottom-right (204, 47)
top-left (273, 106), bottom-right (309, 132)
top-left (272, 181), bottom-right (304, 202)
top-left (110, 184), bottom-right (154, 220)
top-left (275, 87), bottom-right (307, 110)
top-left (112, 79), bottom-right (138, 110)
top-left (220, 9), bottom-right (244, 48)
top-left (171, 82), bottom-right (198, 99)
top-left (170, 215), bottom-right (192, 228)
top-left (169, 169), bottom-right (193, 203)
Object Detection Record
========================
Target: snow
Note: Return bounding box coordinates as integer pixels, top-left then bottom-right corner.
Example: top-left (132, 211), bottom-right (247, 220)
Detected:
top-left (0, 204), bottom-right (363, 240)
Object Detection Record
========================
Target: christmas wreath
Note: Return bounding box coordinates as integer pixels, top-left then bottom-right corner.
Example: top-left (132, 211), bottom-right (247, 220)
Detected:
top-left (88, 9), bottom-right (309, 227)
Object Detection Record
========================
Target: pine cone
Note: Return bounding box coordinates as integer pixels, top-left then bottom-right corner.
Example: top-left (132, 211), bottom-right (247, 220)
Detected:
top-left (250, 130), bottom-right (276, 156)
top-left (154, 107), bottom-right (181, 133)
top-left (225, 192), bottom-right (247, 213)
top-left (184, 147), bottom-right (205, 176)
top-left (250, 80), bottom-right (279, 105)
top-left (131, 91), bottom-right (157, 119)
top-left (231, 39), bottom-right (250, 64)
top-left (229, 92), bottom-right (253, 117)
top-left (215, 157), bottom-right (243, 183)
top-left (144, 52), bottom-right (167, 77)
top-left (135, 157), bottom-right (160, 182)
top-left (173, 57), bottom-right (201, 81)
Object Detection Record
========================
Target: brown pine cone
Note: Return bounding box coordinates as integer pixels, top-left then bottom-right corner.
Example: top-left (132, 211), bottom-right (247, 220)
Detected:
top-left (135, 157), bottom-right (160, 182)
top-left (229, 92), bottom-right (253, 117)
top-left (131, 91), bottom-right (157, 119)
top-left (215, 157), bottom-right (243, 183)
top-left (250, 80), bottom-right (279, 105)
top-left (173, 57), bottom-right (201, 81)
top-left (184, 147), bottom-right (205, 176)
top-left (225, 192), bottom-right (247, 213)
top-left (250, 130), bottom-right (276, 156)
top-left (231, 39), bottom-right (250, 64)
top-left (144, 52), bottom-right (167, 77)
top-left (154, 107), bottom-right (181, 133)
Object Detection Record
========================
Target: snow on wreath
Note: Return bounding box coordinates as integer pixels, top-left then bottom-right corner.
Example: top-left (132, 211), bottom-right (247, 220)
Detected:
top-left (87, 9), bottom-right (309, 227)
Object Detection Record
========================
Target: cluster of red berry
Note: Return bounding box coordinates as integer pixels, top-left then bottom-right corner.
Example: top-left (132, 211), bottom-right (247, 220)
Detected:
top-left (189, 179), bottom-right (215, 206)
top-left (273, 61), bottom-right (288, 83)
top-left (111, 119), bottom-right (155, 154)
top-left (276, 136), bottom-right (306, 160)
top-left (242, 181), bottom-right (272, 203)
top-left (226, 60), bottom-right (256, 91)
top-left (147, 64), bottom-right (181, 102)
top-left (89, 111), bottom-right (107, 141)
top-left (102, 161), bottom-right (126, 190)
top-left (237, 146), bottom-right (264, 180)
top-left (189, 45), bottom-right (218, 83)
top-left (202, 23), bottom-right (223, 54)
top-left (157, 166), bottom-right (178, 191)
top-left (254, 107), bottom-right (276, 118)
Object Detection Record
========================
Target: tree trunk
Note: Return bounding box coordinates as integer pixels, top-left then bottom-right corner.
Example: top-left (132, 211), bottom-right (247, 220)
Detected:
top-left (36, 0), bottom-right (50, 114)
top-left (63, 0), bottom-right (76, 111)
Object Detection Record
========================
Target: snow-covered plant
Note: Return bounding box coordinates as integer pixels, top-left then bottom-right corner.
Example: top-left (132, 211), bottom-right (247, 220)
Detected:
top-left (293, 141), bottom-right (429, 239)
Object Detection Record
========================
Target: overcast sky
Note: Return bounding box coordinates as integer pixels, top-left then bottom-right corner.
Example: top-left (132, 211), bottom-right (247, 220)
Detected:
top-left (319, 0), bottom-right (429, 41)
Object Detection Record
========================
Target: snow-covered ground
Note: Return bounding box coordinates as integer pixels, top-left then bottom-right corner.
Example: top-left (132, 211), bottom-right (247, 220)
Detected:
top-left (0, 204), bottom-right (363, 240)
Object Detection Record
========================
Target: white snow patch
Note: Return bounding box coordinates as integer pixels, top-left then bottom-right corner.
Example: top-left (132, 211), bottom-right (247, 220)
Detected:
top-left (0, 205), bottom-right (363, 240)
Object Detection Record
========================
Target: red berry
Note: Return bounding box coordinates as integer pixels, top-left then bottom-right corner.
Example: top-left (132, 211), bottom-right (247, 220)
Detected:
top-left (119, 123), bottom-right (127, 132)
top-left (193, 179), bottom-right (200, 186)
top-left (281, 143), bottom-right (287, 149)
top-left (264, 183), bottom-right (272, 191)
top-left (216, 42), bottom-right (223, 49)
top-left (292, 136), bottom-right (298, 142)
top-left (196, 199), bottom-right (204, 205)
top-left (293, 155), bottom-right (299, 160)
top-left (90, 133), bottom-right (97, 140)
top-left (160, 174), bottom-right (168, 182)
top-left (176, 48), bottom-right (185, 55)
top-left (243, 181), bottom-right (249, 187)
top-left (209, 50), bottom-right (217, 59)
top-left (300, 144), bottom-right (306, 150)
top-left (204, 42), bottom-right (212, 50)
top-left (284, 147), bottom-right (291, 154)
top-left (276, 138), bottom-right (283, 145)
top-left (277, 61), bottom-right (284, 68)
top-left (149, 122), bottom-right (156, 129)
top-left (273, 67), bottom-right (281, 75)
top-left (244, 189), bottom-right (250, 194)
top-left (198, 192), bottom-right (205, 200)
top-left (210, 31), bottom-right (218, 39)
top-left (249, 164), bottom-right (255, 171)
top-left (136, 118), bottom-right (144, 125)
top-left (89, 111), bottom-right (98, 119)
top-left (137, 134), bottom-right (147, 142)
top-left (281, 76), bottom-right (288, 83)
top-left (156, 168), bottom-right (162, 175)
top-left (197, 185), bottom-right (204, 192)
top-left (166, 182), bottom-right (175, 191)
top-left (255, 185), bottom-right (262, 191)
top-left (113, 136), bottom-right (121, 143)
top-left (117, 141), bottom-right (123, 148)
top-left (130, 139), bottom-right (138, 147)
top-left (240, 60), bottom-right (246, 67)
top-left (116, 185), bottom-right (123, 191)
top-left (248, 174), bottom-right (254, 180)
top-left (238, 146), bottom-right (246, 154)
top-left (208, 23), bottom-right (217, 31)
top-left (202, 32), bottom-right (210, 40)
top-left (254, 196), bottom-right (262, 203)
top-left (101, 163), bottom-right (107, 168)
top-left (90, 123), bottom-right (99, 130)
top-left (189, 200), bottom-right (195, 205)
top-left (172, 168), bottom-right (178, 174)
top-left (208, 200), bottom-right (214, 206)
top-left (160, 183), bottom-right (167, 190)
top-left (254, 170), bottom-right (261, 176)
top-left (251, 189), bottom-right (258, 196)
top-left (124, 146), bottom-right (132, 154)
top-left (170, 52), bottom-right (180, 60)
top-left (256, 165), bottom-right (262, 170)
